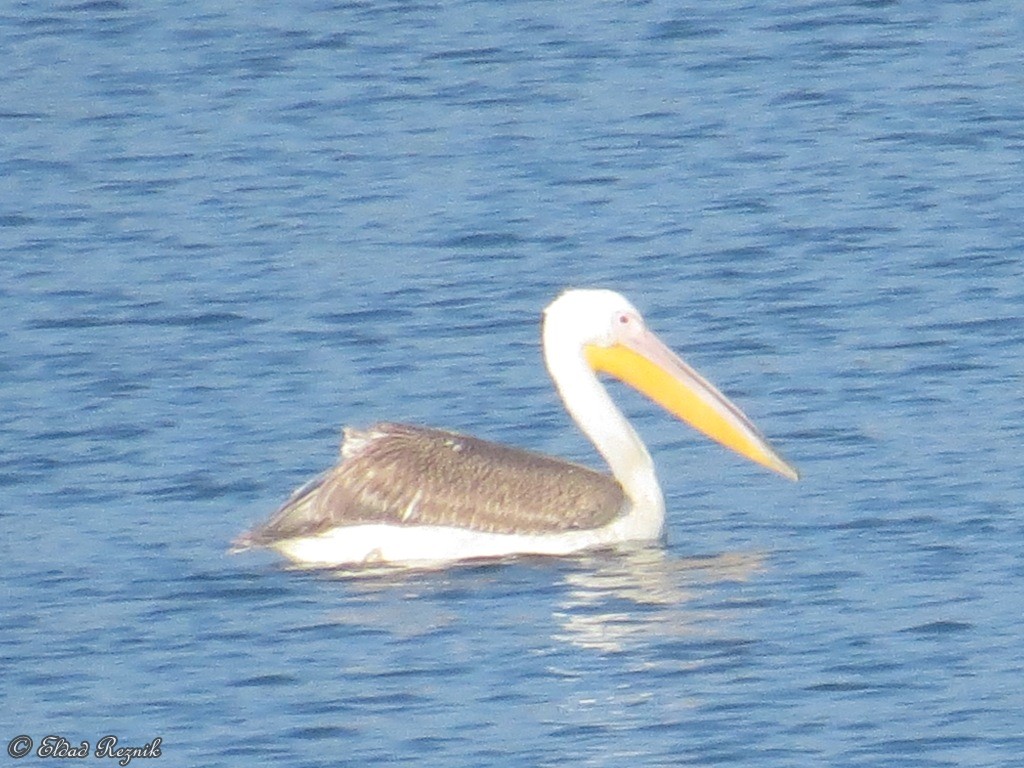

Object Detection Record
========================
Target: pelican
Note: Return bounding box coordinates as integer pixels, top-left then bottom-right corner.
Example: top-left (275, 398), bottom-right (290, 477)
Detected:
top-left (232, 289), bottom-right (797, 567)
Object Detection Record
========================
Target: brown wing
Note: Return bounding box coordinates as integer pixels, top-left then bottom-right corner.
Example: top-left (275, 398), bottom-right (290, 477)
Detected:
top-left (233, 422), bottom-right (626, 548)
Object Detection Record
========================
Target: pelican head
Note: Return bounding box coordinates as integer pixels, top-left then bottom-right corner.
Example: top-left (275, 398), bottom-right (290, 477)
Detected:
top-left (543, 288), bottom-right (798, 481)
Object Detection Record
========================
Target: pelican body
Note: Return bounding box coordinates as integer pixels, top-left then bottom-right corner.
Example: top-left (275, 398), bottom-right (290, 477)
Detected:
top-left (233, 289), bottom-right (797, 567)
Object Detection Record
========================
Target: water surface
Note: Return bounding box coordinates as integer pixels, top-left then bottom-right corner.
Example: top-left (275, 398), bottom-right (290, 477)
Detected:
top-left (3, 1), bottom-right (1024, 766)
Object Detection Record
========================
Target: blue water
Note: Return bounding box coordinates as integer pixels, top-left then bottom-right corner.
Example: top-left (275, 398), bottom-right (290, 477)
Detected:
top-left (3, 1), bottom-right (1024, 765)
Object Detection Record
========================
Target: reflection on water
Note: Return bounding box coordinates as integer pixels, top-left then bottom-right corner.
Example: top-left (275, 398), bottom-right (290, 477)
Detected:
top-left (552, 547), bottom-right (766, 653)
top-left (297, 546), bottom-right (765, 656)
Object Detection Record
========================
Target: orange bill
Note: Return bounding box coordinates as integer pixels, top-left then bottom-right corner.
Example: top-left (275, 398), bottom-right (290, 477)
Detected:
top-left (585, 331), bottom-right (798, 481)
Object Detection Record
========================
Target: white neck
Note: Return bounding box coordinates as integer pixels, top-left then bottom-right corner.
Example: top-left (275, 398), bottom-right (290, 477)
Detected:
top-left (543, 324), bottom-right (665, 538)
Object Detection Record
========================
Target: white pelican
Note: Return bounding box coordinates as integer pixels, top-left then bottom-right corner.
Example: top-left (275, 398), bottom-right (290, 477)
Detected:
top-left (233, 289), bottom-right (797, 567)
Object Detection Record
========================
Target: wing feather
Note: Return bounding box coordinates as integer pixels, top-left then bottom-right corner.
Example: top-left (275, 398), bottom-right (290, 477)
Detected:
top-left (233, 422), bottom-right (626, 548)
